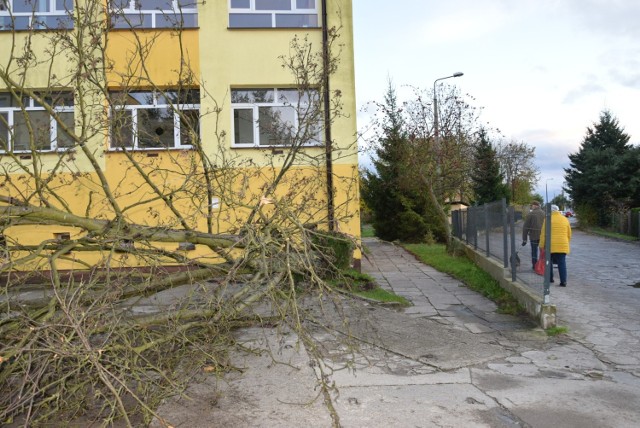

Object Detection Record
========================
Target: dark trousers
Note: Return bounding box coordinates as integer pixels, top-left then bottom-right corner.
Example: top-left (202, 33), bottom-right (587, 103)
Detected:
top-left (530, 240), bottom-right (540, 268)
top-left (550, 253), bottom-right (567, 284)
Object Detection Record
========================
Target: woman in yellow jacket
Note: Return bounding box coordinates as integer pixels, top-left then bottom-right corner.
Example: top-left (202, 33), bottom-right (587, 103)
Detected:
top-left (539, 205), bottom-right (572, 286)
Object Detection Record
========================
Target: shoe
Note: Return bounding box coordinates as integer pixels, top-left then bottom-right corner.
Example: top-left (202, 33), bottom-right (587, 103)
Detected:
top-left (550, 279), bottom-right (554, 283)
top-left (560, 283), bottom-right (566, 287)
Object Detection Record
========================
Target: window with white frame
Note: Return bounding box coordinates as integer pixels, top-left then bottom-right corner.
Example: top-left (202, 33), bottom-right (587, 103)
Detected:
top-left (231, 87), bottom-right (322, 147)
top-left (0, 0), bottom-right (74, 31)
top-left (229, 0), bottom-right (318, 28)
top-left (0, 91), bottom-right (74, 153)
top-left (109, 0), bottom-right (198, 29)
top-left (109, 89), bottom-right (200, 150)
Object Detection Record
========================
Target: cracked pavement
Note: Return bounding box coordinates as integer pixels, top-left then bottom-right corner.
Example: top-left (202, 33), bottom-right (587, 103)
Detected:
top-left (153, 232), bottom-right (640, 427)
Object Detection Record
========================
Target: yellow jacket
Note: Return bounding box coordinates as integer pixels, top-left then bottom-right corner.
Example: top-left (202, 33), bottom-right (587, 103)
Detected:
top-left (539, 211), bottom-right (572, 254)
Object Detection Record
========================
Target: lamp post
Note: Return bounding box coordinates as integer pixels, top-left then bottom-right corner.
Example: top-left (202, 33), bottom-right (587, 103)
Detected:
top-left (433, 72), bottom-right (464, 144)
top-left (545, 178), bottom-right (554, 205)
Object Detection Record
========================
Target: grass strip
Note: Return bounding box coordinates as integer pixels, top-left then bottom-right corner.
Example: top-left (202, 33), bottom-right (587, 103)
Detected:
top-left (328, 268), bottom-right (410, 306)
top-left (582, 227), bottom-right (639, 242)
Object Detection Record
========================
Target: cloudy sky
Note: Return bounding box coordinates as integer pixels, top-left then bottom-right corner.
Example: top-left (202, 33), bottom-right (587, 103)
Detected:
top-left (352, 0), bottom-right (640, 201)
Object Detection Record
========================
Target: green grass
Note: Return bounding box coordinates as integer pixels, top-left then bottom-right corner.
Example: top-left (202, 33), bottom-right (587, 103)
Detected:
top-left (545, 326), bottom-right (569, 336)
top-left (361, 223), bottom-right (375, 238)
top-left (583, 227), bottom-right (639, 242)
top-left (403, 243), bottom-right (523, 315)
top-left (353, 287), bottom-right (411, 305)
top-left (328, 268), bottom-right (410, 306)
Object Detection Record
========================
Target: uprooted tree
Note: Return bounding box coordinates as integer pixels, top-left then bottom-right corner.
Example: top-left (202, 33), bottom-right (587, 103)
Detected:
top-left (0, 2), bottom-right (359, 426)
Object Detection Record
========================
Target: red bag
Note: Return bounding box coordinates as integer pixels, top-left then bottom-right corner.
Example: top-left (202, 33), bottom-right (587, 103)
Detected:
top-left (534, 248), bottom-right (545, 276)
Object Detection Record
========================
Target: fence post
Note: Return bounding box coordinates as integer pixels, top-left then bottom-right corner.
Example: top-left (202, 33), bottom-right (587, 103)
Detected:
top-left (485, 204), bottom-right (490, 257)
top-left (502, 198), bottom-right (508, 268)
top-left (509, 206), bottom-right (517, 282)
top-left (543, 203), bottom-right (552, 304)
top-left (452, 210), bottom-right (459, 239)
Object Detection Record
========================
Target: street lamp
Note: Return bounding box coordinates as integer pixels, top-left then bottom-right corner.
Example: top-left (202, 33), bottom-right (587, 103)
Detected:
top-left (433, 72), bottom-right (464, 144)
top-left (545, 178), bottom-right (554, 205)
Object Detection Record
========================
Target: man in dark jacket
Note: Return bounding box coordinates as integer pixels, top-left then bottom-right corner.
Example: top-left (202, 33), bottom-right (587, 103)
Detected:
top-left (522, 201), bottom-right (545, 269)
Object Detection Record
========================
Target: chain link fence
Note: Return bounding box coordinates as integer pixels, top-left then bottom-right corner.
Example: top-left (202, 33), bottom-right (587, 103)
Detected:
top-left (452, 200), bottom-right (553, 301)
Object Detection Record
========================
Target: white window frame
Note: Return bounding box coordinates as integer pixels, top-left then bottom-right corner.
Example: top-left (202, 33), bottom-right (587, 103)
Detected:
top-left (109, 90), bottom-right (200, 151)
top-left (231, 87), bottom-right (322, 148)
top-left (0, 92), bottom-right (74, 153)
top-left (0, 0), bottom-right (74, 31)
top-left (228, 0), bottom-right (318, 28)
top-left (109, 0), bottom-right (198, 29)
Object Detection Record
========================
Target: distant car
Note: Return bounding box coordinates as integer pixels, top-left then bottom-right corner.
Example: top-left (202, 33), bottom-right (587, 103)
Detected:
top-left (563, 210), bottom-right (574, 218)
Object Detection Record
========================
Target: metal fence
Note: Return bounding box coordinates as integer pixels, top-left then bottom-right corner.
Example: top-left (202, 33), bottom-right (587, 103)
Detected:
top-left (452, 200), bottom-right (553, 302)
top-left (609, 210), bottom-right (640, 238)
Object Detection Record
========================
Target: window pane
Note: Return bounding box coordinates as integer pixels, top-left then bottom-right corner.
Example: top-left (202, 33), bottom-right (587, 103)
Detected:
top-left (276, 89), bottom-right (299, 104)
top-left (275, 13), bottom-right (317, 27)
top-left (44, 91), bottom-right (74, 107)
top-left (115, 91), bottom-right (154, 106)
top-left (231, 89), bottom-right (274, 104)
top-left (229, 13), bottom-right (272, 28)
top-left (175, 89), bottom-right (200, 105)
top-left (230, 0), bottom-right (250, 8)
top-left (156, 12), bottom-right (197, 28)
top-left (296, 0), bottom-right (314, 8)
top-left (233, 108), bottom-right (254, 145)
top-left (110, 0), bottom-right (131, 9)
top-left (256, 0), bottom-right (291, 10)
top-left (0, 93), bottom-right (12, 107)
top-left (57, 0), bottom-right (74, 11)
top-left (33, 14), bottom-right (74, 29)
top-left (179, 109), bottom-right (199, 146)
top-left (0, 112), bottom-right (8, 151)
top-left (4, 16), bottom-right (30, 30)
top-left (13, 110), bottom-right (50, 151)
top-left (177, 0), bottom-right (197, 8)
top-left (259, 106), bottom-right (294, 146)
top-left (137, 108), bottom-right (174, 148)
top-left (110, 109), bottom-right (134, 148)
top-left (111, 13), bottom-right (152, 29)
top-left (55, 111), bottom-right (75, 148)
top-left (137, 0), bottom-right (172, 11)
top-left (14, 0), bottom-right (49, 13)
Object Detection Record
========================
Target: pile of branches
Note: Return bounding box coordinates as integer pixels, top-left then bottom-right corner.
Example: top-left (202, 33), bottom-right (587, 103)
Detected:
top-left (0, 197), bottom-right (354, 427)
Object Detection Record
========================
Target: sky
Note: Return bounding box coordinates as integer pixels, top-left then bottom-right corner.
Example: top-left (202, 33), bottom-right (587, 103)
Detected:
top-left (352, 0), bottom-right (640, 202)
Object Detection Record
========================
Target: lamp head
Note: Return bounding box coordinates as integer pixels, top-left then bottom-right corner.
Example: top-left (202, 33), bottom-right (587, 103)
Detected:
top-left (453, 72), bottom-right (464, 77)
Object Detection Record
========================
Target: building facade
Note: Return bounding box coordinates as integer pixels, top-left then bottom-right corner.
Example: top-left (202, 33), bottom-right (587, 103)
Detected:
top-left (0, 0), bottom-right (360, 273)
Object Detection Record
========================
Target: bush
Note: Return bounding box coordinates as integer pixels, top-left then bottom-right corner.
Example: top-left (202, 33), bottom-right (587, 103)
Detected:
top-left (313, 231), bottom-right (355, 277)
top-left (396, 210), bottom-right (429, 243)
top-left (575, 204), bottom-right (598, 227)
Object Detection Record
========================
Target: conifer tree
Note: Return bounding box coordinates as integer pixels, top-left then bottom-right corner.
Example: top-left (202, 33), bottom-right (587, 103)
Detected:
top-left (564, 111), bottom-right (638, 225)
top-left (471, 129), bottom-right (509, 204)
top-left (362, 82), bottom-right (428, 241)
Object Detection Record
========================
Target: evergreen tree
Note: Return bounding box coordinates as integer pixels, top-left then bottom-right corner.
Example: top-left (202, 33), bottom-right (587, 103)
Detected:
top-left (564, 111), bottom-right (637, 225)
top-left (361, 82), bottom-right (428, 242)
top-left (471, 129), bottom-right (509, 204)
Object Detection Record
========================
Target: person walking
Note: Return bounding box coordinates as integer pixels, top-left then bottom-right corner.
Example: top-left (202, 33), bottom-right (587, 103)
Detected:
top-left (522, 200), bottom-right (545, 269)
top-left (539, 204), bottom-right (572, 287)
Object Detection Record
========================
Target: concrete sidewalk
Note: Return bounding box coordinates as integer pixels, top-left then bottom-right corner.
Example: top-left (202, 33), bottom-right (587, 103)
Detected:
top-left (153, 236), bottom-right (640, 427)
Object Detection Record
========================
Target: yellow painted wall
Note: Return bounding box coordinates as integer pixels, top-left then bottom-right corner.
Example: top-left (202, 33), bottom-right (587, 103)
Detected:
top-left (0, 0), bottom-right (361, 270)
top-left (106, 30), bottom-right (200, 86)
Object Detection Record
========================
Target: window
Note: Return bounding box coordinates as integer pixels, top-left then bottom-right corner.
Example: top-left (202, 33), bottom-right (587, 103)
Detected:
top-left (231, 87), bottom-right (321, 147)
top-left (110, 89), bottom-right (200, 150)
top-left (229, 0), bottom-right (318, 28)
top-left (0, 91), bottom-right (74, 152)
top-left (109, 0), bottom-right (198, 29)
top-left (0, 0), bottom-right (74, 31)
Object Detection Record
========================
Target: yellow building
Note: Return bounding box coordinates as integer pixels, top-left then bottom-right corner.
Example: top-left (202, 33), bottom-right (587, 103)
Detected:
top-left (0, 0), bottom-right (360, 274)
